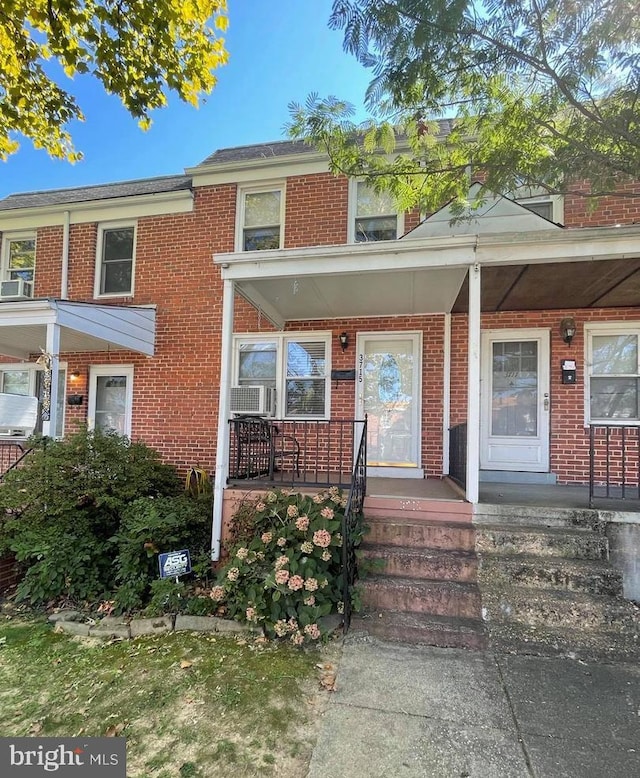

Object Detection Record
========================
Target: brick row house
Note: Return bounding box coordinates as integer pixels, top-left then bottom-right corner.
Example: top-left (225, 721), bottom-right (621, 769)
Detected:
top-left (1, 137), bottom-right (640, 652)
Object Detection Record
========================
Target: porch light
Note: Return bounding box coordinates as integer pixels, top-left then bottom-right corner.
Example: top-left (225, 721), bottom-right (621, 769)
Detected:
top-left (560, 317), bottom-right (577, 346)
top-left (70, 371), bottom-right (81, 382)
top-left (339, 332), bottom-right (349, 351)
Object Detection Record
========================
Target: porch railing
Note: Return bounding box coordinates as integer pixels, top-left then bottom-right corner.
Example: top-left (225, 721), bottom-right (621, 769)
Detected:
top-left (342, 415), bottom-right (367, 634)
top-left (448, 422), bottom-right (467, 488)
top-left (589, 425), bottom-right (640, 507)
top-left (228, 417), bottom-right (364, 488)
top-left (0, 441), bottom-right (32, 482)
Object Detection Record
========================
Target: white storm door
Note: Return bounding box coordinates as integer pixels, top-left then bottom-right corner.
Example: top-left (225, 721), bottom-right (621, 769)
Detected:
top-left (481, 330), bottom-right (550, 472)
top-left (356, 333), bottom-right (421, 470)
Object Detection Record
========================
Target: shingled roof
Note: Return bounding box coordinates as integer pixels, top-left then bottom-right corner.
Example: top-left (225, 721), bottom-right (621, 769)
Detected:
top-left (0, 174), bottom-right (192, 211)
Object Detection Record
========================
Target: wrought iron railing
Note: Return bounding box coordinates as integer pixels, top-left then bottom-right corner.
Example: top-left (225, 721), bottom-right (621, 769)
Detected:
top-left (228, 417), bottom-right (362, 487)
top-left (589, 425), bottom-right (640, 507)
top-left (449, 422), bottom-right (467, 488)
top-left (0, 441), bottom-right (32, 482)
top-left (342, 416), bottom-right (367, 634)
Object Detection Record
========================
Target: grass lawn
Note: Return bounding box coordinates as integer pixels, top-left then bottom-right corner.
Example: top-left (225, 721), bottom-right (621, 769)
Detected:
top-left (0, 615), bottom-right (338, 777)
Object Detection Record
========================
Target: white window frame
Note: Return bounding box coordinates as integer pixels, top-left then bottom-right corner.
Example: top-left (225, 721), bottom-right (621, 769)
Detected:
top-left (235, 182), bottom-right (285, 252)
top-left (348, 179), bottom-right (404, 243)
top-left (0, 362), bottom-right (66, 438)
top-left (585, 323), bottom-right (640, 426)
top-left (94, 221), bottom-right (137, 298)
top-left (88, 365), bottom-right (134, 437)
top-left (232, 332), bottom-right (331, 419)
top-left (1, 231), bottom-right (36, 287)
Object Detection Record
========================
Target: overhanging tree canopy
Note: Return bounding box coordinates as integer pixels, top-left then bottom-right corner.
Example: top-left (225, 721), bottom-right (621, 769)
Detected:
top-left (288, 0), bottom-right (640, 213)
top-left (0, 0), bottom-right (228, 161)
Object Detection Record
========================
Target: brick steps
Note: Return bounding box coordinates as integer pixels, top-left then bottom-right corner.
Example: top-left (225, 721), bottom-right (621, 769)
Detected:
top-left (364, 496), bottom-right (472, 524)
top-left (361, 545), bottom-right (478, 582)
top-left (366, 517), bottom-right (475, 551)
top-left (362, 575), bottom-right (481, 619)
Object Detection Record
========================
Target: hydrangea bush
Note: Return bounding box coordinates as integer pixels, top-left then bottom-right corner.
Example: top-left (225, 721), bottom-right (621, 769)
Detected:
top-left (212, 487), bottom-right (360, 644)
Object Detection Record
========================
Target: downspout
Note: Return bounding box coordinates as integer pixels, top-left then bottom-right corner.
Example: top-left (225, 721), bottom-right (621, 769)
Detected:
top-left (211, 278), bottom-right (235, 562)
top-left (60, 210), bottom-right (70, 298)
top-left (442, 312), bottom-right (451, 475)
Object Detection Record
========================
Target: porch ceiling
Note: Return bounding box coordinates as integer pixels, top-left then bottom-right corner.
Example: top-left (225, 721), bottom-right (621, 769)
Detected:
top-left (452, 256), bottom-right (640, 312)
top-left (0, 299), bottom-right (156, 359)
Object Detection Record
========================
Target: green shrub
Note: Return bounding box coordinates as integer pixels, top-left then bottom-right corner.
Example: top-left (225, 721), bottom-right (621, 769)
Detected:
top-left (212, 488), bottom-right (362, 644)
top-left (0, 428), bottom-right (185, 605)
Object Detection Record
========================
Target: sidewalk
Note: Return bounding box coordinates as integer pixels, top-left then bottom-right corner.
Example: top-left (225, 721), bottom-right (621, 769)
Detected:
top-left (307, 637), bottom-right (640, 778)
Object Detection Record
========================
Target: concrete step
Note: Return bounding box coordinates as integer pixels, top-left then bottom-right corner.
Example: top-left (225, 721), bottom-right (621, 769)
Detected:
top-left (487, 621), bottom-right (640, 662)
top-left (481, 586), bottom-right (640, 631)
top-left (351, 610), bottom-right (487, 651)
top-left (479, 554), bottom-right (623, 596)
top-left (365, 495), bottom-right (472, 524)
top-left (361, 545), bottom-right (478, 583)
top-left (362, 575), bottom-right (482, 619)
top-left (474, 504), bottom-right (606, 532)
top-left (476, 524), bottom-right (609, 560)
top-left (366, 517), bottom-right (476, 551)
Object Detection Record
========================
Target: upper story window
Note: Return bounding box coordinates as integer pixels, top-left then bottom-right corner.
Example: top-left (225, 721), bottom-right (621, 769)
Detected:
top-left (1, 233), bottom-right (36, 297)
top-left (587, 325), bottom-right (640, 423)
top-left (515, 192), bottom-right (564, 224)
top-left (237, 185), bottom-right (284, 251)
top-left (233, 334), bottom-right (330, 418)
top-left (351, 181), bottom-right (403, 242)
top-left (95, 223), bottom-right (136, 297)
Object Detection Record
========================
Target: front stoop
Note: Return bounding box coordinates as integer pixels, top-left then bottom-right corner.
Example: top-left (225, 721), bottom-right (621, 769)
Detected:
top-left (475, 506), bottom-right (640, 661)
top-left (352, 511), bottom-right (487, 649)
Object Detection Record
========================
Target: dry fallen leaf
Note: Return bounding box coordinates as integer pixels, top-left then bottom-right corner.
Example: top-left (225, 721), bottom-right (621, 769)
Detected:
top-left (180, 659), bottom-right (193, 669)
top-left (29, 722), bottom-right (43, 735)
top-left (319, 672), bottom-right (337, 692)
top-left (105, 722), bottom-right (125, 737)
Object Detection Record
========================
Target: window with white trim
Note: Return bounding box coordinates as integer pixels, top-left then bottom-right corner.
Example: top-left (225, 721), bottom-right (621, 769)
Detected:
top-left (95, 223), bottom-right (136, 296)
top-left (234, 334), bottom-right (330, 418)
top-left (587, 326), bottom-right (640, 422)
top-left (1, 233), bottom-right (36, 294)
top-left (0, 364), bottom-right (65, 437)
top-left (350, 181), bottom-right (403, 242)
top-left (88, 366), bottom-right (134, 436)
top-left (237, 185), bottom-right (284, 251)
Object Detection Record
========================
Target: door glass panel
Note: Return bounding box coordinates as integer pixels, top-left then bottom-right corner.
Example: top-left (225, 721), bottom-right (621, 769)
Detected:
top-left (363, 338), bottom-right (416, 466)
top-left (491, 341), bottom-right (538, 437)
top-left (95, 375), bottom-right (128, 434)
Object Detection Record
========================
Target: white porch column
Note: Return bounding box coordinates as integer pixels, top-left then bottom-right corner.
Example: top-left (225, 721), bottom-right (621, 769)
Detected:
top-left (211, 278), bottom-right (235, 561)
top-left (466, 263), bottom-right (481, 504)
top-left (41, 322), bottom-right (61, 438)
top-left (442, 313), bottom-right (451, 475)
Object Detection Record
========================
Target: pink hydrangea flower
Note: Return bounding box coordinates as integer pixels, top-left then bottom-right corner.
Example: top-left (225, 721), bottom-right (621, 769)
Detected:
top-left (312, 493), bottom-right (324, 504)
top-left (246, 607), bottom-right (257, 622)
top-left (304, 623), bottom-right (321, 640)
top-left (321, 550), bottom-right (331, 562)
top-left (275, 569), bottom-right (290, 585)
top-left (300, 541), bottom-right (313, 554)
top-left (227, 567), bottom-right (239, 581)
top-left (296, 515), bottom-right (309, 531)
top-left (304, 577), bottom-right (318, 591)
top-left (256, 502), bottom-right (266, 512)
top-left (261, 531), bottom-right (273, 544)
top-left (313, 529), bottom-right (332, 548)
top-left (236, 547), bottom-right (249, 560)
top-left (291, 632), bottom-right (305, 646)
top-left (266, 491), bottom-right (278, 503)
top-left (320, 507), bottom-right (334, 520)
top-left (210, 585), bottom-right (225, 600)
top-left (288, 574), bottom-right (304, 591)
top-left (276, 536), bottom-right (287, 547)
top-left (304, 595), bottom-right (316, 606)
top-left (275, 555), bottom-right (289, 570)
top-left (274, 619), bottom-right (289, 637)
top-left (287, 504), bottom-right (299, 518)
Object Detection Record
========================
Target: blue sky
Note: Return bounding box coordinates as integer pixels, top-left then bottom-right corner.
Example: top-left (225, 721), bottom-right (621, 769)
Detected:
top-left (0, 1), bottom-right (372, 198)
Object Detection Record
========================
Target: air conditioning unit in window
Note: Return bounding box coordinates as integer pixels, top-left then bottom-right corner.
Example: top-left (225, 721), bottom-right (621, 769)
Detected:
top-left (0, 279), bottom-right (33, 300)
top-left (229, 386), bottom-right (275, 417)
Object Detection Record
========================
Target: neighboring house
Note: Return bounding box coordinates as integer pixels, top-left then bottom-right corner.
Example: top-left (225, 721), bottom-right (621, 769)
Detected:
top-left (1, 138), bottom-right (640, 643)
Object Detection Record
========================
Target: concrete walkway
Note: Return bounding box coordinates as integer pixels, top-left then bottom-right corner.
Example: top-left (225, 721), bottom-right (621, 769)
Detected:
top-left (307, 637), bottom-right (640, 778)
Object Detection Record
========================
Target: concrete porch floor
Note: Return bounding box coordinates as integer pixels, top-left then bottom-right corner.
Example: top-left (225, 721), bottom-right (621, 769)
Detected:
top-left (366, 476), bottom-right (640, 513)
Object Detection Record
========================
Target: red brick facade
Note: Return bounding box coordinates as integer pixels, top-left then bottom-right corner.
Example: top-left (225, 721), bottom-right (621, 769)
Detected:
top-left (1, 160), bottom-right (639, 485)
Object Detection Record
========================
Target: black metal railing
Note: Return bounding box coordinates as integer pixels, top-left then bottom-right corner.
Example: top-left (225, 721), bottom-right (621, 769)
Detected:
top-left (449, 422), bottom-right (467, 488)
top-left (0, 441), bottom-right (32, 482)
top-left (228, 417), bottom-right (362, 487)
top-left (589, 425), bottom-right (640, 507)
top-left (342, 416), bottom-right (367, 634)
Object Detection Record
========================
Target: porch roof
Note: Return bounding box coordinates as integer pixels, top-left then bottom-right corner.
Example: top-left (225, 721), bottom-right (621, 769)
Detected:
top-left (215, 224), bottom-right (640, 325)
top-left (0, 299), bottom-right (156, 359)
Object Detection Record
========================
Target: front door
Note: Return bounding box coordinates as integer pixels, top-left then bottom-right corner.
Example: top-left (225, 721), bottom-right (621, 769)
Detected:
top-left (481, 329), bottom-right (550, 472)
top-left (356, 332), bottom-right (422, 476)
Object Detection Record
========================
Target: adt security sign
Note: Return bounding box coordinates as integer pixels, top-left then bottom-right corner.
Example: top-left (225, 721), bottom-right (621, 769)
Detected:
top-left (159, 549), bottom-right (192, 579)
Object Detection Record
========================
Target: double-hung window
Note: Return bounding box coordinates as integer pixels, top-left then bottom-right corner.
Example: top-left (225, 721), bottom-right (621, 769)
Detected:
top-left (351, 181), bottom-right (402, 242)
top-left (238, 186), bottom-right (284, 251)
top-left (96, 223), bottom-right (136, 296)
top-left (587, 326), bottom-right (640, 422)
top-left (234, 334), bottom-right (330, 418)
top-left (1, 233), bottom-right (35, 296)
